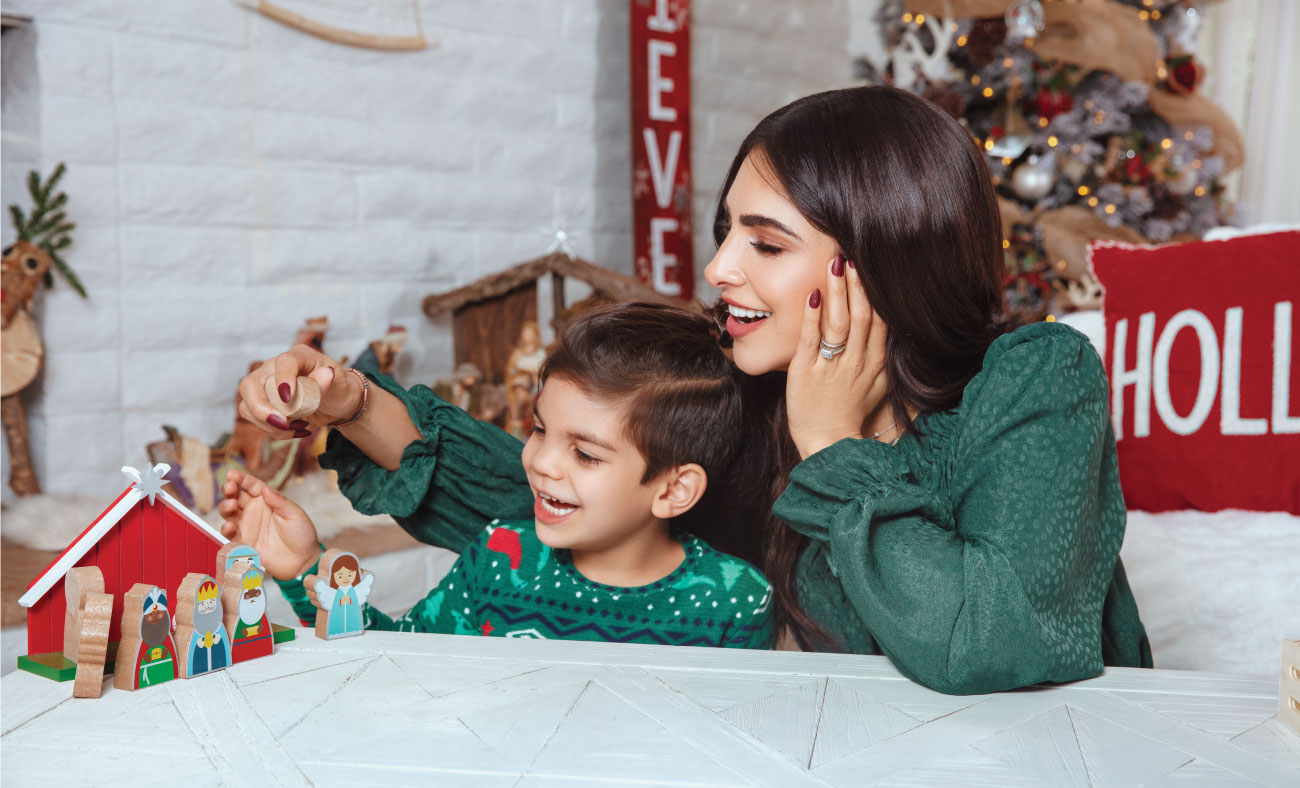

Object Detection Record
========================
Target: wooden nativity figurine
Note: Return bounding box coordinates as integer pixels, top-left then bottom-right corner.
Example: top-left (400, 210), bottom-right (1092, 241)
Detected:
top-left (174, 573), bottom-right (231, 678)
top-left (113, 584), bottom-right (178, 691)
top-left (220, 546), bottom-right (275, 663)
top-left (304, 548), bottom-right (374, 640)
top-left (62, 567), bottom-right (111, 699)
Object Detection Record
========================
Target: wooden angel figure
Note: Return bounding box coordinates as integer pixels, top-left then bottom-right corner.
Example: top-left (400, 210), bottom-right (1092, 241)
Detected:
top-left (174, 573), bottom-right (231, 678)
top-left (304, 549), bottom-right (374, 640)
top-left (2, 164), bottom-right (85, 496)
top-left (112, 584), bottom-right (178, 691)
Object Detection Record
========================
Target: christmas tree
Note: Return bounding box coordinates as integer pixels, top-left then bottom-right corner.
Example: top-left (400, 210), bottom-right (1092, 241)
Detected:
top-left (858, 0), bottom-right (1242, 316)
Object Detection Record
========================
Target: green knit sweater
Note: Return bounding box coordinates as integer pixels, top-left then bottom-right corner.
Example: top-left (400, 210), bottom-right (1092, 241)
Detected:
top-left (278, 520), bottom-right (775, 648)
top-left (314, 322), bottom-right (1150, 693)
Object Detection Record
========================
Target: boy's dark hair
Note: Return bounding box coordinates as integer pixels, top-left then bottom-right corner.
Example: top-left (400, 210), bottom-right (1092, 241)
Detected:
top-left (539, 302), bottom-right (752, 561)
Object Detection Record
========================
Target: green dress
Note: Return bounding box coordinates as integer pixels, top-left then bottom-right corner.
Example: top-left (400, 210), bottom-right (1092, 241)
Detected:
top-left (317, 322), bottom-right (1150, 694)
top-left (279, 520), bottom-right (775, 648)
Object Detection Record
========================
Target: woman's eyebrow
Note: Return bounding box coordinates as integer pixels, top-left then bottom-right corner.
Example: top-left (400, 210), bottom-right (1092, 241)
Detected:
top-left (739, 213), bottom-right (802, 241)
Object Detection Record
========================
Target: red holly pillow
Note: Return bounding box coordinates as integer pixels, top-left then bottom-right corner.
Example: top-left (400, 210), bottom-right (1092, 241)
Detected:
top-left (1089, 231), bottom-right (1300, 514)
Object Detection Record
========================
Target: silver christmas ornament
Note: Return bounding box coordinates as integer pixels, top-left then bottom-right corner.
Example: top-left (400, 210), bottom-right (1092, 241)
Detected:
top-left (1012, 155), bottom-right (1055, 201)
top-left (1005, 0), bottom-right (1045, 41)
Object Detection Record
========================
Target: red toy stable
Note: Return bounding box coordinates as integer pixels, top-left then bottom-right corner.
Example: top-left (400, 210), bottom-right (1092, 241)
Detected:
top-left (18, 464), bottom-right (229, 678)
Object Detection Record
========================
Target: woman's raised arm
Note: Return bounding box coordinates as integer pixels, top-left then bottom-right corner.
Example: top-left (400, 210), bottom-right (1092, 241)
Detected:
top-left (775, 326), bottom-right (1149, 694)
top-left (238, 346), bottom-right (534, 554)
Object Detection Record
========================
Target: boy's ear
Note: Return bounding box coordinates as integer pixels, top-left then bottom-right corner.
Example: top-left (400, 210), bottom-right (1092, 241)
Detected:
top-left (650, 463), bottom-right (708, 520)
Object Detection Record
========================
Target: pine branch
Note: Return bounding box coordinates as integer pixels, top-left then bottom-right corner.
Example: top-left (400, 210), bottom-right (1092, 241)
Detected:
top-left (26, 171), bottom-right (40, 203)
top-left (8, 204), bottom-right (27, 239)
top-left (29, 210), bottom-right (67, 237)
top-left (48, 250), bottom-right (88, 298)
top-left (47, 192), bottom-right (68, 212)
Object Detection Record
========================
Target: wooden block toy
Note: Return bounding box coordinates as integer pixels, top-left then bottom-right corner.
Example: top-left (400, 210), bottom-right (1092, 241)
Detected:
top-left (112, 583), bottom-right (178, 691)
top-left (264, 374), bottom-right (321, 421)
top-left (1282, 639), bottom-right (1300, 738)
top-left (223, 565), bottom-right (274, 663)
top-left (304, 549), bottom-right (375, 640)
top-left (174, 573), bottom-right (231, 678)
top-left (62, 567), bottom-right (105, 663)
top-left (216, 541), bottom-right (263, 584)
top-left (72, 591), bottom-right (112, 698)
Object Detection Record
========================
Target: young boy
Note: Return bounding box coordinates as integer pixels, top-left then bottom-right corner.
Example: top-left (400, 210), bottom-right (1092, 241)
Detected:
top-left (219, 304), bottom-right (774, 648)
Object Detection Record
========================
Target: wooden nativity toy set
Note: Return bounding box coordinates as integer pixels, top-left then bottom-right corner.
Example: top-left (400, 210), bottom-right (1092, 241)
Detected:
top-left (16, 463), bottom-right (299, 698)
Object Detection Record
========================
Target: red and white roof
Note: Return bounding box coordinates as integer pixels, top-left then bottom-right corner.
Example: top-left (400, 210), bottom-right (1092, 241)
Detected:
top-left (18, 463), bottom-right (228, 608)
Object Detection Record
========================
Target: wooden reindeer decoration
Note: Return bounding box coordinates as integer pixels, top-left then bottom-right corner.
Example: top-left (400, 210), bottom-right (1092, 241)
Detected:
top-left (3, 164), bottom-right (85, 496)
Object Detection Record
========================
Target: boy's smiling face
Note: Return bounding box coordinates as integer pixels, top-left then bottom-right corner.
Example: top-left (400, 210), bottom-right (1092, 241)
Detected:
top-left (522, 377), bottom-right (663, 553)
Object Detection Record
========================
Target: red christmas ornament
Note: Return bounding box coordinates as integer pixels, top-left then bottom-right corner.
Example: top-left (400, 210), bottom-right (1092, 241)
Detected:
top-left (485, 527), bottom-right (522, 570)
top-left (1124, 155), bottom-right (1152, 183)
top-left (1034, 87), bottom-right (1073, 120)
top-left (1165, 56), bottom-right (1204, 95)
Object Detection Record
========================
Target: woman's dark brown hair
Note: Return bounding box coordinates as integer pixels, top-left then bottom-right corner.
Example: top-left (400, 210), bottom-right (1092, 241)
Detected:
top-left (539, 302), bottom-right (754, 562)
top-left (713, 86), bottom-right (1016, 649)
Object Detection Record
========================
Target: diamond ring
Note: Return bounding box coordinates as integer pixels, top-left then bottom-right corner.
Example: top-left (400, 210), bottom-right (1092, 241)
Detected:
top-left (818, 339), bottom-right (847, 360)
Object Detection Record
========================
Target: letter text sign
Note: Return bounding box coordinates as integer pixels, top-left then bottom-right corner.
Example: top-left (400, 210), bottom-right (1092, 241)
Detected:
top-left (631, 0), bottom-right (692, 298)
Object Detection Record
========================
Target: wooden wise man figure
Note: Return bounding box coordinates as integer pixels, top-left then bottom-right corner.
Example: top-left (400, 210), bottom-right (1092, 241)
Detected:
top-left (222, 564), bottom-right (273, 663)
top-left (2, 164), bottom-right (84, 496)
top-left (305, 549), bottom-right (374, 640)
top-left (174, 573), bottom-right (231, 678)
top-left (113, 584), bottom-right (178, 691)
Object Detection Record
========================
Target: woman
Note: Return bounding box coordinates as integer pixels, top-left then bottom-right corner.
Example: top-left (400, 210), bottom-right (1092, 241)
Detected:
top-left (229, 86), bottom-right (1149, 694)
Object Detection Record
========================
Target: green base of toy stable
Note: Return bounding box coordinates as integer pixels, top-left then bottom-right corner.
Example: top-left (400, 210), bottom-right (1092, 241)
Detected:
top-left (17, 623), bottom-right (298, 682)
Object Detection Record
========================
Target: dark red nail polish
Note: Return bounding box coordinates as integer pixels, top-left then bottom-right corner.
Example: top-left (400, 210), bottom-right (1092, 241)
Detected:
top-left (293, 429), bottom-right (311, 438)
top-left (847, 259), bottom-right (856, 270)
top-left (809, 289), bottom-right (822, 308)
top-left (289, 419), bottom-right (308, 429)
top-left (831, 254), bottom-right (844, 277)
top-left (278, 382), bottom-right (291, 402)
top-left (267, 413), bottom-right (290, 430)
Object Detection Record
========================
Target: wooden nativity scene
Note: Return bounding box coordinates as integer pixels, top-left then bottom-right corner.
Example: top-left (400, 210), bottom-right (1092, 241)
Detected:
top-left (16, 462), bottom-right (303, 698)
top-left (422, 251), bottom-right (697, 438)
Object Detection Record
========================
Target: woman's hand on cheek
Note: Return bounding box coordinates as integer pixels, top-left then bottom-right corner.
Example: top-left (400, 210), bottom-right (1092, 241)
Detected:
top-left (786, 255), bottom-right (890, 460)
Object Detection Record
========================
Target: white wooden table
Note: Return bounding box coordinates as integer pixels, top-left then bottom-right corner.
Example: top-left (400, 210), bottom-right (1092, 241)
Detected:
top-left (3, 630), bottom-right (1298, 787)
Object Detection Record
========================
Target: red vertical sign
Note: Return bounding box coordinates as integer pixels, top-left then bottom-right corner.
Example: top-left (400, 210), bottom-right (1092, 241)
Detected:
top-left (631, 0), bottom-right (692, 299)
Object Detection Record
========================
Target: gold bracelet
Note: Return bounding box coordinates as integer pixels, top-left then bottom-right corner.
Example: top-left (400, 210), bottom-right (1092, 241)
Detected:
top-left (325, 369), bottom-right (370, 428)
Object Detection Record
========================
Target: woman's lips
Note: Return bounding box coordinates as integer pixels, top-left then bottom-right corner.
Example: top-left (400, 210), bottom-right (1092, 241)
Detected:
top-left (726, 313), bottom-right (769, 339)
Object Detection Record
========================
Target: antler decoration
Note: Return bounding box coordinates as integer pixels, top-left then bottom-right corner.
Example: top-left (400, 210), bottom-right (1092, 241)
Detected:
top-left (893, 16), bottom-right (959, 91)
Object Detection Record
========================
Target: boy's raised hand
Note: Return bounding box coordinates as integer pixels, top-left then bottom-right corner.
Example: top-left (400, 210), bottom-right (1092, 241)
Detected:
top-left (218, 468), bottom-right (322, 581)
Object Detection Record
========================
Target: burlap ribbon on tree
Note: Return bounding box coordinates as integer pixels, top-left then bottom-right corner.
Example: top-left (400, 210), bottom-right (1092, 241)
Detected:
top-left (1147, 90), bottom-right (1245, 173)
top-left (908, 0), bottom-right (1243, 279)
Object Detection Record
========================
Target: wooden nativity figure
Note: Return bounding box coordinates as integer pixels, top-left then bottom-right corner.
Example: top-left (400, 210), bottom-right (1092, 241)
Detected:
top-left (2, 164), bottom-right (85, 496)
top-left (219, 543), bottom-right (275, 663)
top-left (174, 573), bottom-right (231, 678)
top-left (113, 584), bottom-right (178, 691)
top-left (304, 549), bottom-right (374, 640)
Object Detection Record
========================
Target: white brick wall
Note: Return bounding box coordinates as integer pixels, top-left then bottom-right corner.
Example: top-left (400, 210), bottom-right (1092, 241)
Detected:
top-left (0, 0), bottom-right (854, 501)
